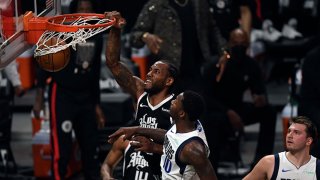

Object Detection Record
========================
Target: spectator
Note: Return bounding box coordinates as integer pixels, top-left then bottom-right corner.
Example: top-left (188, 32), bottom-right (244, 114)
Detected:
top-left (243, 116), bottom-right (318, 179)
top-left (202, 28), bottom-right (276, 170)
top-left (104, 11), bottom-right (179, 179)
top-left (130, 0), bottom-right (228, 94)
top-left (32, 0), bottom-right (106, 179)
top-left (208, 0), bottom-right (252, 40)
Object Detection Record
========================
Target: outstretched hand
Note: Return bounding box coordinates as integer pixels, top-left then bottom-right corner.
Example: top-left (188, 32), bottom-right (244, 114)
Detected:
top-left (108, 126), bottom-right (140, 144)
top-left (105, 11), bottom-right (126, 29)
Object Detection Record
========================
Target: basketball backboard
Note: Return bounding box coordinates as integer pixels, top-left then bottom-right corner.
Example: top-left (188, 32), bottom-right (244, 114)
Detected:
top-left (0, 0), bottom-right (61, 69)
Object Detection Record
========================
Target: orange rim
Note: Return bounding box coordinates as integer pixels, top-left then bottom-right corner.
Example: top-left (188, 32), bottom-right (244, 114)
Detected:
top-left (46, 13), bottom-right (116, 32)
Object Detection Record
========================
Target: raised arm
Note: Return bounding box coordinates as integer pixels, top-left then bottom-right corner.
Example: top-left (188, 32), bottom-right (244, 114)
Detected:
top-left (180, 140), bottom-right (217, 180)
top-left (105, 12), bottom-right (145, 100)
top-left (101, 135), bottom-right (128, 180)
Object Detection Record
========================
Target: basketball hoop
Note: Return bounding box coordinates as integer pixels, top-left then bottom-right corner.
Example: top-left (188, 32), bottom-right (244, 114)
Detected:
top-left (24, 13), bottom-right (116, 57)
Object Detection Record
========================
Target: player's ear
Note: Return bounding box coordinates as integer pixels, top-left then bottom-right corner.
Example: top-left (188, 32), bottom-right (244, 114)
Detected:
top-left (166, 77), bottom-right (174, 87)
top-left (178, 110), bottom-right (185, 119)
top-left (306, 137), bottom-right (313, 146)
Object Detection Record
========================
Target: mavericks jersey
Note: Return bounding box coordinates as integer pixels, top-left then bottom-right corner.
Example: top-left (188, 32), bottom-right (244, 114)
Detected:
top-left (160, 120), bottom-right (209, 180)
top-left (271, 151), bottom-right (317, 180)
top-left (123, 144), bottom-right (160, 180)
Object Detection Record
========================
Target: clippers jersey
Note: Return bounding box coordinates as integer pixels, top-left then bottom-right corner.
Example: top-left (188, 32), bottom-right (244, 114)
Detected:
top-left (272, 151), bottom-right (317, 180)
top-left (160, 120), bottom-right (209, 180)
top-left (133, 92), bottom-right (175, 176)
top-left (123, 144), bottom-right (160, 180)
top-left (135, 92), bottom-right (174, 129)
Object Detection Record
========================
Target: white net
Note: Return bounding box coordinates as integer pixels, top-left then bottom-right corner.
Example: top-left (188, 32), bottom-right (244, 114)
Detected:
top-left (34, 15), bottom-right (114, 57)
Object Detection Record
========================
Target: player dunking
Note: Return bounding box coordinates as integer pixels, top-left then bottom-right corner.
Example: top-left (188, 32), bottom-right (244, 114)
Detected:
top-left (102, 11), bottom-right (179, 179)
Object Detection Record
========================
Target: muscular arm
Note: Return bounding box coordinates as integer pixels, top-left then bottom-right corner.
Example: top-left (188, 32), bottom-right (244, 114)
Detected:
top-left (243, 155), bottom-right (274, 180)
top-left (108, 126), bottom-right (167, 144)
top-left (106, 16), bottom-right (145, 100)
top-left (180, 140), bottom-right (217, 180)
top-left (101, 135), bottom-right (128, 180)
top-left (135, 127), bottom-right (167, 143)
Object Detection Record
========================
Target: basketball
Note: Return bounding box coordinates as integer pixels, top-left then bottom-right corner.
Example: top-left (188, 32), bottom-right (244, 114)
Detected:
top-left (36, 38), bottom-right (70, 72)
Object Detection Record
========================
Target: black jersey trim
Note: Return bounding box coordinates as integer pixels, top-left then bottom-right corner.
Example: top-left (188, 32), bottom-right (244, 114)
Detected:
top-left (271, 153), bottom-right (279, 180)
top-left (175, 136), bottom-right (206, 175)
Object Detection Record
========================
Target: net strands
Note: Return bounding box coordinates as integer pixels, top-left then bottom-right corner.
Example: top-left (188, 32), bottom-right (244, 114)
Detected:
top-left (34, 15), bottom-right (113, 57)
top-left (46, 0), bottom-right (54, 9)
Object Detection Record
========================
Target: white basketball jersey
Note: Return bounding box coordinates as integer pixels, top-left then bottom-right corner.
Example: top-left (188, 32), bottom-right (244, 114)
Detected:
top-left (273, 151), bottom-right (317, 180)
top-left (160, 120), bottom-right (209, 180)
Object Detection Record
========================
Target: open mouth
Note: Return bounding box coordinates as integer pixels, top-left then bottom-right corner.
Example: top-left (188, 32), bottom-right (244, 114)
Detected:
top-left (144, 79), bottom-right (151, 85)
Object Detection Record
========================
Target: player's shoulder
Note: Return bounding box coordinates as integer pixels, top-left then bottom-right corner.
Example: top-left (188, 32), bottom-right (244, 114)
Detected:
top-left (178, 138), bottom-right (209, 167)
top-left (181, 138), bottom-right (207, 157)
top-left (261, 154), bottom-right (276, 165)
top-left (254, 154), bottom-right (276, 173)
top-left (243, 154), bottom-right (275, 180)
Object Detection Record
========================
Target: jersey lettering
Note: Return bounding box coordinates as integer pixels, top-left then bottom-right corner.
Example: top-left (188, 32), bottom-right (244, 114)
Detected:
top-left (127, 151), bottom-right (149, 169)
top-left (139, 114), bottom-right (158, 129)
top-left (163, 136), bottom-right (174, 160)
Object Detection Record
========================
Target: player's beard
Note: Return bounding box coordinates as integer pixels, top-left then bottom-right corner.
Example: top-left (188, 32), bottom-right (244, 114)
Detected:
top-left (144, 85), bottom-right (162, 95)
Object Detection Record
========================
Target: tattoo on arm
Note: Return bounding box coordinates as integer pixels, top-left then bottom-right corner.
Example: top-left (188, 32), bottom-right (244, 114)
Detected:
top-left (106, 27), bottom-right (144, 98)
